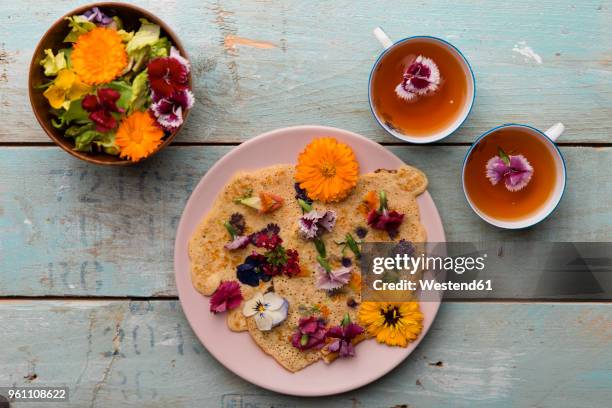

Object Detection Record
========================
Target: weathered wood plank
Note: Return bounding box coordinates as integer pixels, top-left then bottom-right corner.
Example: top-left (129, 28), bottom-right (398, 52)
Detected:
top-left (1, 146), bottom-right (610, 296)
top-left (0, 301), bottom-right (609, 407)
top-left (0, 0), bottom-right (610, 143)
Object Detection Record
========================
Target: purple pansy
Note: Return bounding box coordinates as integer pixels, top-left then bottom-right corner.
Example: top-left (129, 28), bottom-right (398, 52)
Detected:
top-left (298, 210), bottom-right (336, 240)
top-left (395, 55), bottom-right (441, 101)
top-left (486, 153), bottom-right (534, 192)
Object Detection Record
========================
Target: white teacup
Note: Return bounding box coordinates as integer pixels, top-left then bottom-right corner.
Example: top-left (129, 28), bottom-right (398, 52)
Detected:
top-left (462, 123), bottom-right (566, 229)
top-left (368, 27), bottom-right (475, 143)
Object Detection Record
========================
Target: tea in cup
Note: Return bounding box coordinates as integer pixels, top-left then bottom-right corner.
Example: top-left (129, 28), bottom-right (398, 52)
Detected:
top-left (462, 123), bottom-right (566, 229)
top-left (369, 28), bottom-right (475, 143)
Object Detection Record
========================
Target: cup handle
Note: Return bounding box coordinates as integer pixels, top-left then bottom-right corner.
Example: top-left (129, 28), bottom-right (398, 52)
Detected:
top-left (373, 27), bottom-right (394, 50)
top-left (544, 122), bottom-right (565, 142)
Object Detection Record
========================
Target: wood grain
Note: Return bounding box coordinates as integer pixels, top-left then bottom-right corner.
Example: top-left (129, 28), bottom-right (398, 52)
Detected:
top-left (0, 146), bottom-right (610, 297)
top-left (0, 300), bottom-right (609, 407)
top-left (1, 0), bottom-right (610, 144)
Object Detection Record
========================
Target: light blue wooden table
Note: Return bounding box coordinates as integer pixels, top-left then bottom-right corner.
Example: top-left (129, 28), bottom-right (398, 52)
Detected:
top-left (0, 0), bottom-right (610, 407)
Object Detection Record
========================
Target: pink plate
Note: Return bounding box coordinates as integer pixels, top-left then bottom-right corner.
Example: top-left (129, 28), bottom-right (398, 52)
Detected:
top-left (174, 125), bottom-right (446, 396)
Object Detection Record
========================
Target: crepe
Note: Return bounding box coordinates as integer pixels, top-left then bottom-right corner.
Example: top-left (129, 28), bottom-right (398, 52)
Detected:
top-left (188, 164), bottom-right (428, 371)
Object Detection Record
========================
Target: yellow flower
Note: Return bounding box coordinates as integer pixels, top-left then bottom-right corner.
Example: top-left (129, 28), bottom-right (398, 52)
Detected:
top-left (71, 27), bottom-right (128, 85)
top-left (115, 111), bottom-right (164, 162)
top-left (295, 137), bottom-right (359, 202)
top-left (42, 69), bottom-right (90, 109)
top-left (359, 301), bottom-right (423, 347)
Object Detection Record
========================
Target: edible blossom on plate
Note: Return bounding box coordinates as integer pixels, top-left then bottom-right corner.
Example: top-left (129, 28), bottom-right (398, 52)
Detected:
top-left (71, 27), bottom-right (128, 85)
top-left (298, 206), bottom-right (337, 240)
top-left (115, 110), bottom-right (164, 162)
top-left (235, 191), bottom-right (284, 214)
top-left (42, 69), bottom-right (90, 109)
top-left (251, 223), bottom-right (283, 249)
top-left (209, 280), bottom-right (243, 314)
top-left (367, 191), bottom-right (404, 239)
top-left (486, 147), bottom-right (534, 192)
top-left (243, 291), bottom-right (289, 331)
top-left (295, 138), bottom-right (359, 203)
top-left (359, 301), bottom-right (423, 347)
top-left (395, 55), bottom-right (441, 102)
top-left (223, 213), bottom-right (250, 250)
top-left (236, 253), bottom-right (271, 286)
top-left (315, 257), bottom-right (352, 291)
top-left (291, 316), bottom-right (328, 351)
top-left (326, 314), bottom-right (365, 358)
top-left (82, 88), bottom-right (123, 132)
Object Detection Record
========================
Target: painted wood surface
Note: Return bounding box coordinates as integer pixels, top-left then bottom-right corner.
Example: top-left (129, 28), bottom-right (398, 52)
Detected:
top-left (0, 146), bottom-right (610, 297)
top-left (0, 300), bottom-right (610, 408)
top-left (1, 0), bottom-right (610, 143)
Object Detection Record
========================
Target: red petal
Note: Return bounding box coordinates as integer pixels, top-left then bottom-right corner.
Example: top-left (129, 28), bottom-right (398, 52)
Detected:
top-left (82, 95), bottom-right (99, 112)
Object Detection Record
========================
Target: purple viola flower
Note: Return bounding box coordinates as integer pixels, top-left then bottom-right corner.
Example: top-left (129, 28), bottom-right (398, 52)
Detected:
top-left (150, 89), bottom-right (195, 131)
top-left (298, 210), bottom-right (336, 240)
top-left (395, 55), bottom-right (441, 101)
top-left (315, 264), bottom-right (352, 291)
top-left (486, 151), bottom-right (534, 192)
top-left (82, 7), bottom-right (113, 26)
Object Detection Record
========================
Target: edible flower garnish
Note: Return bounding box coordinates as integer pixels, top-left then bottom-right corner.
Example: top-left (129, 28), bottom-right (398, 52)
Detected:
top-left (326, 314), bottom-right (364, 358)
top-left (298, 208), bottom-right (337, 240)
top-left (243, 291), bottom-right (289, 331)
top-left (209, 280), bottom-right (243, 314)
top-left (82, 88), bottom-right (123, 132)
top-left (150, 89), bottom-right (194, 131)
top-left (359, 301), bottom-right (423, 347)
top-left (291, 316), bottom-right (328, 351)
top-left (40, 49), bottom-right (67, 76)
top-left (251, 224), bottom-right (283, 249)
top-left (315, 257), bottom-right (352, 291)
top-left (115, 110), bottom-right (164, 162)
top-left (236, 253), bottom-right (271, 286)
top-left (486, 147), bottom-right (534, 192)
top-left (82, 7), bottom-right (113, 26)
top-left (395, 55), bottom-right (441, 102)
top-left (42, 69), bottom-right (90, 109)
top-left (223, 213), bottom-right (250, 250)
top-left (235, 191), bottom-right (284, 214)
top-left (367, 191), bottom-right (404, 239)
top-left (71, 27), bottom-right (128, 85)
top-left (295, 138), bottom-right (359, 203)
top-left (147, 47), bottom-right (190, 98)
top-left (294, 183), bottom-right (313, 208)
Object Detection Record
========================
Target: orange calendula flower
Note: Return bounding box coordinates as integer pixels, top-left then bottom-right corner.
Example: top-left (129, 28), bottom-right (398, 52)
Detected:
top-left (295, 138), bottom-right (359, 202)
top-left (71, 27), bottom-right (127, 85)
top-left (115, 111), bottom-right (164, 162)
top-left (359, 301), bottom-right (423, 347)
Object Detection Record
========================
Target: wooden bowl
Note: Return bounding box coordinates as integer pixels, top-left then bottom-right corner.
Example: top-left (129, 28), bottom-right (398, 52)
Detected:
top-left (28, 2), bottom-right (192, 166)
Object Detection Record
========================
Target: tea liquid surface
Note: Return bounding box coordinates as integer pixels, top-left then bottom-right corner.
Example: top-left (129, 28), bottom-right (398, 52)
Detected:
top-left (371, 39), bottom-right (468, 136)
top-left (464, 128), bottom-right (558, 220)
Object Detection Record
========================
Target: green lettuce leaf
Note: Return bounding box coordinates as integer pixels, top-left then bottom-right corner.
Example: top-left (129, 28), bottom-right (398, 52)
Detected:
top-left (130, 47), bottom-right (149, 73)
top-left (64, 122), bottom-right (94, 138)
top-left (106, 81), bottom-right (133, 111)
top-left (126, 19), bottom-right (160, 54)
top-left (74, 130), bottom-right (105, 152)
top-left (63, 16), bottom-right (95, 43)
top-left (93, 132), bottom-right (120, 155)
top-left (51, 99), bottom-right (90, 128)
top-left (149, 37), bottom-right (170, 58)
top-left (117, 29), bottom-right (134, 43)
top-left (40, 49), bottom-right (67, 76)
top-left (129, 71), bottom-right (149, 113)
